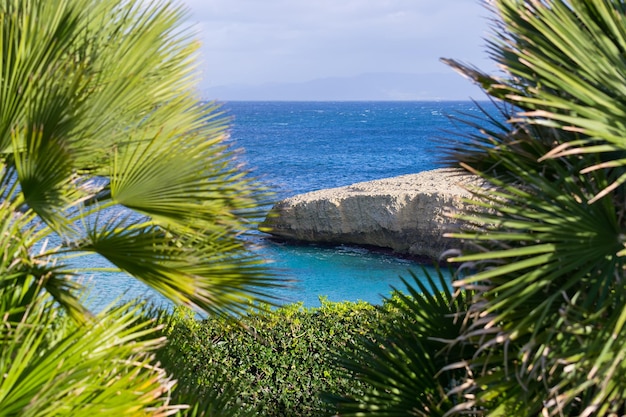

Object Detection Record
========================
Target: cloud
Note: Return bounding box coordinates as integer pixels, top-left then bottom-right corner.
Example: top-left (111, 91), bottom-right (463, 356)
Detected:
top-left (178, 0), bottom-right (491, 88)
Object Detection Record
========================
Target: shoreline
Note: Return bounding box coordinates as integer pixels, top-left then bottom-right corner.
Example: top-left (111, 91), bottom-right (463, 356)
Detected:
top-left (261, 236), bottom-right (452, 266)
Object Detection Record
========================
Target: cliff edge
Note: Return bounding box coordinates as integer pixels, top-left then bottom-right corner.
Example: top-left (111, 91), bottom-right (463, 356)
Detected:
top-left (260, 168), bottom-right (476, 260)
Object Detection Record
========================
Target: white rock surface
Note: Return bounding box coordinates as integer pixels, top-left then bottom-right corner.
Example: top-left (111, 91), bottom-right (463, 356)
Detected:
top-left (260, 168), bottom-right (476, 260)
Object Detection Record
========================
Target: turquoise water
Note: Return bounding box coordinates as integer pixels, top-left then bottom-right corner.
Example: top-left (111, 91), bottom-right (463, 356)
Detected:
top-left (83, 241), bottom-right (444, 311)
top-left (84, 101), bottom-right (492, 310)
top-left (259, 242), bottom-right (429, 306)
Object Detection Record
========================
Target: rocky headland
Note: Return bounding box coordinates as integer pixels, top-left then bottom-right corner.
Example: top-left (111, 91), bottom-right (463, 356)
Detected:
top-left (260, 168), bottom-right (477, 261)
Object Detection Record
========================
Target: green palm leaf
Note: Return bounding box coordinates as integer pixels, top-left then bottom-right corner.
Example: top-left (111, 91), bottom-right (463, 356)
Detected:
top-left (70, 213), bottom-right (280, 315)
top-left (444, 0), bottom-right (626, 202)
top-left (0, 282), bottom-right (175, 416)
top-left (0, 0), bottom-right (283, 319)
top-left (446, 147), bottom-right (626, 414)
top-left (109, 116), bottom-right (268, 232)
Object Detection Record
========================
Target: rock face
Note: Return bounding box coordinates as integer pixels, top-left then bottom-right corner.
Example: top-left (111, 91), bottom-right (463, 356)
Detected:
top-left (260, 168), bottom-right (476, 260)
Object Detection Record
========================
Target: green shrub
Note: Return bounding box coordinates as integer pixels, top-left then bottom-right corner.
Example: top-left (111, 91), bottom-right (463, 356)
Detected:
top-left (157, 298), bottom-right (401, 417)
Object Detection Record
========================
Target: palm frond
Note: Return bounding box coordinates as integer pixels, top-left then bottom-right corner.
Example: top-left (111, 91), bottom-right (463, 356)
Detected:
top-left (330, 268), bottom-right (474, 416)
top-left (440, 2), bottom-right (626, 413)
top-left (109, 113), bottom-right (269, 233)
top-left (0, 0), bottom-right (287, 415)
top-left (0, 273), bottom-right (176, 416)
top-left (0, 0), bottom-right (283, 321)
top-left (445, 0), bottom-right (626, 201)
top-left (68, 213), bottom-right (282, 316)
top-left (0, 166), bottom-right (90, 321)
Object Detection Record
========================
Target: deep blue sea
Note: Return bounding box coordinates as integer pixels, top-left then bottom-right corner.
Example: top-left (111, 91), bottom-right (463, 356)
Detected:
top-left (88, 101), bottom-right (493, 310)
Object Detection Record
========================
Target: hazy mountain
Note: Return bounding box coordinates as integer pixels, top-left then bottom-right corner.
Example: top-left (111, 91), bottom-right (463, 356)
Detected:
top-left (202, 72), bottom-right (486, 101)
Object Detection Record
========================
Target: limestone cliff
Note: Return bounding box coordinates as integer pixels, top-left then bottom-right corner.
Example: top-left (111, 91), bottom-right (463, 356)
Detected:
top-left (260, 168), bottom-right (476, 260)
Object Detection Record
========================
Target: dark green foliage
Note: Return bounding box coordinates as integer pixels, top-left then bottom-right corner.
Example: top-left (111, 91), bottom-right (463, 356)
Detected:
top-left (157, 298), bottom-right (399, 417)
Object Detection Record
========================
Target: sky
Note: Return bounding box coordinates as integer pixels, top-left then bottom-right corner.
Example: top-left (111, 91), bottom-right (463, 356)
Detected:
top-left (178, 0), bottom-right (494, 99)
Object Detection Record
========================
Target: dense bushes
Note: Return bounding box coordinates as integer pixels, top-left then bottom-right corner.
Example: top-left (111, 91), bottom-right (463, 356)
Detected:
top-left (156, 298), bottom-right (404, 416)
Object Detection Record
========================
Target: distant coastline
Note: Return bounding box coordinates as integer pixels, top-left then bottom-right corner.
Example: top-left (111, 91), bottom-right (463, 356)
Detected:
top-left (202, 72), bottom-right (486, 102)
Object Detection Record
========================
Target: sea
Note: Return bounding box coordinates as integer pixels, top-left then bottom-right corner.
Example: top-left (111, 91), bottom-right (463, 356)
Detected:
top-left (87, 101), bottom-right (494, 311)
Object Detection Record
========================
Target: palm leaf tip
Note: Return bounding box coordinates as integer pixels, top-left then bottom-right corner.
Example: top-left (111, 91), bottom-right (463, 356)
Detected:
top-left (330, 267), bottom-right (472, 416)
